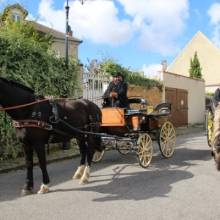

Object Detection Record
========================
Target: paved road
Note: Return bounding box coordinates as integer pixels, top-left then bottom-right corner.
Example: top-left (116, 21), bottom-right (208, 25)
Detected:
top-left (0, 131), bottom-right (220, 220)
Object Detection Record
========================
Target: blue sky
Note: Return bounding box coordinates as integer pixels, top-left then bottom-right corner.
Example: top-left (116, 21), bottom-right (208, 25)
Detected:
top-left (1, 0), bottom-right (220, 76)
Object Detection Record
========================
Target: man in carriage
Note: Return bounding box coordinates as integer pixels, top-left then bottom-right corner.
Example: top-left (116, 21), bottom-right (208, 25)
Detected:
top-left (102, 72), bottom-right (129, 108)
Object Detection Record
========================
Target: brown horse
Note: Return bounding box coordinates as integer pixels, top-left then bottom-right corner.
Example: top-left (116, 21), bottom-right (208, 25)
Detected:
top-left (0, 77), bottom-right (102, 195)
top-left (212, 104), bottom-right (220, 170)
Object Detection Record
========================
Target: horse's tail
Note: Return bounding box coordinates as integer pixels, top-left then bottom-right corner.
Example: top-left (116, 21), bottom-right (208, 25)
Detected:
top-left (83, 101), bottom-right (102, 152)
top-left (92, 108), bottom-right (103, 152)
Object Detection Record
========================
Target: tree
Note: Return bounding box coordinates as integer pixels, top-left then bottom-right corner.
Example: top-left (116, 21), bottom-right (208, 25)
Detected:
top-left (99, 59), bottom-right (162, 89)
top-left (189, 51), bottom-right (202, 79)
top-left (0, 19), bottom-right (52, 52)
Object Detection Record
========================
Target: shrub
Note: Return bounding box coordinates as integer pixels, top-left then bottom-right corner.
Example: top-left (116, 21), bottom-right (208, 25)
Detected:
top-left (0, 22), bottom-right (79, 160)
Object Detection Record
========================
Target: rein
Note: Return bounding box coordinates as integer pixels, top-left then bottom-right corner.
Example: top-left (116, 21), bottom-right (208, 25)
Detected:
top-left (0, 99), bottom-right (49, 111)
top-left (0, 97), bottom-right (83, 111)
top-left (2, 96), bottom-right (105, 138)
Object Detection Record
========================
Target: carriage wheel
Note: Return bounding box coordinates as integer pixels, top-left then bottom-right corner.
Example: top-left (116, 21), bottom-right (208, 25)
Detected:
top-left (92, 150), bottom-right (105, 163)
top-left (137, 133), bottom-right (153, 168)
top-left (117, 142), bottom-right (131, 155)
top-left (158, 121), bottom-right (176, 158)
top-left (206, 110), bottom-right (214, 147)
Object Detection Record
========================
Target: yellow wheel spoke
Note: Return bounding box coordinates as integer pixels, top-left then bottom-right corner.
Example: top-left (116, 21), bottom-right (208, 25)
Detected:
top-left (159, 121), bottom-right (176, 158)
top-left (137, 133), bottom-right (153, 168)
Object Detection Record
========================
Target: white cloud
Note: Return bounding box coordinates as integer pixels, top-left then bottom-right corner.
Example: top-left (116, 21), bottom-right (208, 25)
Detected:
top-left (38, 0), bottom-right (66, 32)
top-left (208, 3), bottom-right (220, 47)
top-left (208, 3), bottom-right (220, 25)
top-left (37, 0), bottom-right (133, 45)
top-left (142, 63), bottom-right (162, 79)
top-left (118, 0), bottom-right (189, 55)
top-left (37, 0), bottom-right (189, 54)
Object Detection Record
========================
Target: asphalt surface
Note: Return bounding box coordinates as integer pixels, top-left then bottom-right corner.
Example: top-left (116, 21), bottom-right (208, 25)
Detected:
top-left (1, 129), bottom-right (220, 220)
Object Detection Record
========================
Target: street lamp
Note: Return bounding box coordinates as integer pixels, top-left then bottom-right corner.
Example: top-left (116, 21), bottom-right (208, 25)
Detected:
top-left (65, 0), bottom-right (86, 67)
top-left (65, 0), bottom-right (70, 67)
top-left (63, 0), bottom-right (86, 150)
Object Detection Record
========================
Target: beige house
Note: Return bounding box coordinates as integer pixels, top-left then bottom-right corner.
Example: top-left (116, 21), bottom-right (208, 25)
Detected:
top-left (162, 71), bottom-right (205, 126)
top-left (1, 3), bottom-right (82, 60)
top-left (126, 67), bottom-right (205, 126)
top-left (168, 31), bottom-right (220, 93)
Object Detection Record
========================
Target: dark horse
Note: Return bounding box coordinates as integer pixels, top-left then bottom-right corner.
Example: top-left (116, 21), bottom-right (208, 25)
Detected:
top-left (0, 77), bottom-right (102, 195)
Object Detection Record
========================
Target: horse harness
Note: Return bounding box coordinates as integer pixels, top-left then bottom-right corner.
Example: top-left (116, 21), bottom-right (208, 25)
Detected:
top-left (12, 99), bottom-right (54, 131)
top-left (11, 99), bottom-right (99, 137)
top-left (13, 119), bottom-right (53, 131)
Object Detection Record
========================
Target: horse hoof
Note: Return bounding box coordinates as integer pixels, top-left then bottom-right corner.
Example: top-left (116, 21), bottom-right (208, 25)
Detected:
top-left (21, 188), bottom-right (34, 196)
top-left (79, 178), bottom-right (89, 185)
top-left (37, 184), bottom-right (49, 194)
top-left (73, 165), bottom-right (86, 179)
top-left (73, 173), bottom-right (82, 179)
top-left (79, 166), bottom-right (90, 184)
top-left (216, 162), bottom-right (220, 171)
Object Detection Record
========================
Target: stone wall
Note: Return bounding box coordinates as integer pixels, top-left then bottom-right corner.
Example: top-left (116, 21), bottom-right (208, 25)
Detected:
top-left (128, 85), bottom-right (162, 105)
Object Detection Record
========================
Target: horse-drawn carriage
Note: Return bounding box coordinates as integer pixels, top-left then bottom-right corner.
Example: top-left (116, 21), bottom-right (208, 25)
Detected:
top-left (93, 97), bottom-right (176, 168)
top-left (0, 77), bottom-right (176, 193)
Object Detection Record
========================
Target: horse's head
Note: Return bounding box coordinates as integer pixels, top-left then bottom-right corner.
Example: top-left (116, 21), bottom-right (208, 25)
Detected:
top-left (0, 77), bottom-right (34, 99)
top-left (212, 105), bottom-right (220, 170)
top-left (0, 77), bottom-right (36, 119)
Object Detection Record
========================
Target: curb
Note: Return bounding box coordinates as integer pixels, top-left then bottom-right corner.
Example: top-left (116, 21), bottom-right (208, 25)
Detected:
top-left (0, 151), bottom-right (79, 174)
top-left (176, 126), bottom-right (205, 136)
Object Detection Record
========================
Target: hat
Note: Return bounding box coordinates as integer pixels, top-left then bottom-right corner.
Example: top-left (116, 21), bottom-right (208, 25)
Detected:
top-left (111, 72), bottom-right (123, 77)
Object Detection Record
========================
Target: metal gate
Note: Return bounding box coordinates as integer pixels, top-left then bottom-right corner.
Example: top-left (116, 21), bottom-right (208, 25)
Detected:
top-left (83, 60), bottom-right (110, 107)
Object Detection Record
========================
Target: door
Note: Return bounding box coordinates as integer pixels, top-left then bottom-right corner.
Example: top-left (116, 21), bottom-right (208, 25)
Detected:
top-left (165, 87), bottom-right (188, 127)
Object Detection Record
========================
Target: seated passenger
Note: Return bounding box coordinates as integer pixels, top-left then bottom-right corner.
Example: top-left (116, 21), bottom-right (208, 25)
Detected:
top-left (102, 72), bottom-right (129, 108)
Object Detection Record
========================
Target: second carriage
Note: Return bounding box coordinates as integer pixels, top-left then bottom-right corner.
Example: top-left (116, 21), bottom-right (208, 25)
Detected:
top-left (93, 97), bottom-right (176, 168)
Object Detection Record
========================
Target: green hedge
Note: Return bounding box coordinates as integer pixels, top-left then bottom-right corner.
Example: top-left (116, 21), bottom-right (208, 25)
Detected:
top-left (0, 35), bottom-right (79, 160)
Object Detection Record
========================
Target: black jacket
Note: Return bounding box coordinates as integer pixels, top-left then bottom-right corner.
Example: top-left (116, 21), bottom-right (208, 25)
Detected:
top-left (103, 81), bottom-right (129, 108)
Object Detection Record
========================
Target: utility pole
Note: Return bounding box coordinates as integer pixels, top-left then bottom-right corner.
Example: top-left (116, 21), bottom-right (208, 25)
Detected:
top-left (65, 0), bottom-right (86, 68)
top-left (63, 0), bottom-right (86, 150)
top-left (65, 0), bottom-right (70, 68)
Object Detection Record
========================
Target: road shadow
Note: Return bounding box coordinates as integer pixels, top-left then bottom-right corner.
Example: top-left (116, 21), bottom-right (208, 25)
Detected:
top-left (49, 167), bottom-right (193, 202)
top-left (49, 145), bottom-right (211, 202)
top-left (0, 131), bottom-right (213, 202)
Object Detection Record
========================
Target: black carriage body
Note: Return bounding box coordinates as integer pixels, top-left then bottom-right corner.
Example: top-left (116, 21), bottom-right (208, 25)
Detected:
top-left (93, 97), bottom-right (176, 167)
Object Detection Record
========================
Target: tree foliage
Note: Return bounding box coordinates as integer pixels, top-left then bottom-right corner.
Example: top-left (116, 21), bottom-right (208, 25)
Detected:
top-left (0, 20), bottom-right (79, 160)
top-left (100, 59), bottom-right (162, 90)
top-left (189, 51), bottom-right (202, 79)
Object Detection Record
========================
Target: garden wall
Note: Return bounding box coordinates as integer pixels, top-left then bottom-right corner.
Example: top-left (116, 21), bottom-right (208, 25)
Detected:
top-left (128, 85), bottom-right (162, 105)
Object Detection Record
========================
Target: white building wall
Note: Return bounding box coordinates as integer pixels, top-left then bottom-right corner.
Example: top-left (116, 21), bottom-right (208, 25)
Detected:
top-left (163, 72), bottom-right (205, 125)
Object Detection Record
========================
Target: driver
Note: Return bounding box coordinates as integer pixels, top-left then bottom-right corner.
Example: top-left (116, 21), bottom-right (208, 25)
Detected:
top-left (102, 72), bottom-right (129, 108)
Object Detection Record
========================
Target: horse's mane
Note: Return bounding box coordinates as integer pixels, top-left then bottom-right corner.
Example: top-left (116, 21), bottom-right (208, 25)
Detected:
top-left (0, 77), bottom-right (35, 94)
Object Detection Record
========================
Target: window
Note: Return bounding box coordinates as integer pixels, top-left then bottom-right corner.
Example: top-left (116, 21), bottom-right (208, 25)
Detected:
top-left (12, 12), bottom-right (21, 22)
